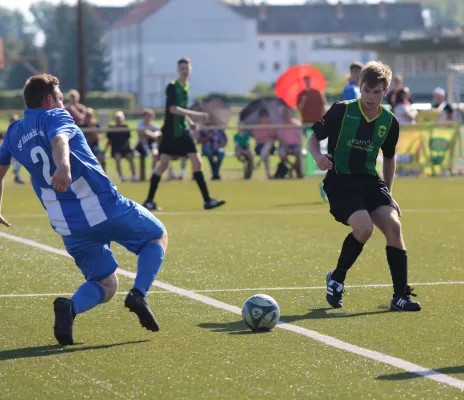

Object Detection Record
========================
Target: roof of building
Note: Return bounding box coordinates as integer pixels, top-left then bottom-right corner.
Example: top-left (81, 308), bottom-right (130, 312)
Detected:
top-left (106, 1), bottom-right (425, 34)
top-left (111, 0), bottom-right (168, 29)
top-left (94, 6), bottom-right (134, 29)
top-left (230, 2), bottom-right (424, 35)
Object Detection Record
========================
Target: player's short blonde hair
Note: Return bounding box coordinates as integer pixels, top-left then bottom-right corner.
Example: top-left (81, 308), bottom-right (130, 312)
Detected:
top-left (359, 61), bottom-right (393, 90)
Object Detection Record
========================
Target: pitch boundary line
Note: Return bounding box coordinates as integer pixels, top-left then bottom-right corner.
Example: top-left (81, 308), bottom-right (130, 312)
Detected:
top-left (1, 231), bottom-right (463, 391)
top-left (2, 281), bottom-right (464, 298)
top-left (6, 208), bottom-right (464, 218)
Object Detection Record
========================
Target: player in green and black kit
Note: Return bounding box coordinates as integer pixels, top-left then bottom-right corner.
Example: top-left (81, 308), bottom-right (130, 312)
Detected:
top-left (143, 58), bottom-right (225, 211)
top-left (308, 61), bottom-right (421, 312)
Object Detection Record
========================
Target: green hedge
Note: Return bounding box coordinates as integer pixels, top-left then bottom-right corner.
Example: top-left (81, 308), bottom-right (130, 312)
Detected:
top-left (0, 91), bottom-right (136, 110)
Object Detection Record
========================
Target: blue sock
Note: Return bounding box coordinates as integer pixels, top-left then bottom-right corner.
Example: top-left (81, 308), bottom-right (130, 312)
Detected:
top-left (134, 242), bottom-right (165, 296)
top-left (71, 281), bottom-right (105, 315)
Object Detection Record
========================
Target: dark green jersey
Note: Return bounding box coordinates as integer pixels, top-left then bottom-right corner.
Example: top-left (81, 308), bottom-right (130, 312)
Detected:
top-left (312, 99), bottom-right (399, 176)
top-left (162, 80), bottom-right (190, 137)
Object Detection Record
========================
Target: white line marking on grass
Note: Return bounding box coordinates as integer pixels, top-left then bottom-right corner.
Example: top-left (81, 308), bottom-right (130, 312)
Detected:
top-left (1, 231), bottom-right (463, 391)
top-left (7, 208), bottom-right (464, 218)
top-left (0, 291), bottom-right (171, 298)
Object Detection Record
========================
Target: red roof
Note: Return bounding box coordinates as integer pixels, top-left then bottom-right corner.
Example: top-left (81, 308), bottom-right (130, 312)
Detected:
top-left (112, 0), bottom-right (167, 29)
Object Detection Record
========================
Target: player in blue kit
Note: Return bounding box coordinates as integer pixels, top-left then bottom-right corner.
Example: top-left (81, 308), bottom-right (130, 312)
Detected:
top-left (0, 74), bottom-right (168, 345)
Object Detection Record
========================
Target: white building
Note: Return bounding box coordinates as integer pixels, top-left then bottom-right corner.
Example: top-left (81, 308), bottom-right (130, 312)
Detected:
top-left (107, 0), bottom-right (257, 107)
top-left (106, 0), bottom-right (425, 107)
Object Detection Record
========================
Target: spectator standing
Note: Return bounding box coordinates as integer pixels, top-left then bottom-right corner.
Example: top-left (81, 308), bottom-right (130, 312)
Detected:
top-left (342, 62), bottom-right (363, 101)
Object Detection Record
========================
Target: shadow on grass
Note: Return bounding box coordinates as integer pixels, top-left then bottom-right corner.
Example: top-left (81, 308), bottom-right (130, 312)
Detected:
top-left (198, 308), bottom-right (389, 335)
top-left (280, 307), bottom-right (390, 324)
top-left (273, 202), bottom-right (325, 207)
top-left (198, 321), bottom-right (259, 335)
top-left (0, 340), bottom-right (150, 361)
top-left (377, 366), bottom-right (464, 381)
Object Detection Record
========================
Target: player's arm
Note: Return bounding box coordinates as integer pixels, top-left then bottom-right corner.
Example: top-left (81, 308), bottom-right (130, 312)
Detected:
top-left (51, 134), bottom-right (72, 193)
top-left (381, 118), bottom-right (400, 194)
top-left (165, 84), bottom-right (207, 121)
top-left (307, 102), bottom-right (344, 170)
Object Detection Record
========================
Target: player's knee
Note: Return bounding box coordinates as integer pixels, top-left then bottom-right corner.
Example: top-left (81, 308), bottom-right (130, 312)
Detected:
top-left (151, 229), bottom-right (168, 253)
top-left (351, 218), bottom-right (374, 243)
top-left (97, 273), bottom-right (119, 303)
top-left (190, 155), bottom-right (202, 171)
top-left (386, 217), bottom-right (402, 239)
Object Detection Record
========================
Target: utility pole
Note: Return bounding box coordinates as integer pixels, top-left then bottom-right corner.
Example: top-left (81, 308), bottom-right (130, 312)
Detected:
top-left (77, 0), bottom-right (86, 103)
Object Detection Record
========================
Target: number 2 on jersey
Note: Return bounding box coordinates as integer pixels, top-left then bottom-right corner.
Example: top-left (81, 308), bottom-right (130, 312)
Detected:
top-left (30, 146), bottom-right (52, 184)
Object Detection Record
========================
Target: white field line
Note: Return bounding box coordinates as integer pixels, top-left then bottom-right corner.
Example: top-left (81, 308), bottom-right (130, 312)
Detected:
top-left (6, 208), bottom-right (464, 218)
top-left (2, 281), bottom-right (464, 298)
top-left (1, 231), bottom-right (463, 391)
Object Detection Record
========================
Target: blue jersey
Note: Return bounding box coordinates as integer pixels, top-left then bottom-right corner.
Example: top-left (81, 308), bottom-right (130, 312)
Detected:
top-left (342, 81), bottom-right (361, 101)
top-left (0, 108), bottom-right (131, 235)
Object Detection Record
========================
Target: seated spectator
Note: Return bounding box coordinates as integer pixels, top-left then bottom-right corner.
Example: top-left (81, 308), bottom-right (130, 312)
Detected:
top-left (432, 87), bottom-right (454, 121)
top-left (9, 114), bottom-right (24, 184)
top-left (79, 108), bottom-right (106, 171)
top-left (393, 89), bottom-right (417, 124)
top-left (105, 111), bottom-right (136, 182)
top-left (234, 130), bottom-right (253, 179)
top-left (65, 89), bottom-right (87, 125)
top-left (136, 109), bottom-right (162, 180)
top-left (277, 108), bottom-right (303, 178)
top-left (197, 127), bottom-right (228, 180)
top-left (252, 109), bottom-right (277, 180)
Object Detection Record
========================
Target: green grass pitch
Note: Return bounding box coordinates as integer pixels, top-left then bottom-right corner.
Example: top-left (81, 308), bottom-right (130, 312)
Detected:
top-left (0, 163), bottom-right (464, 398)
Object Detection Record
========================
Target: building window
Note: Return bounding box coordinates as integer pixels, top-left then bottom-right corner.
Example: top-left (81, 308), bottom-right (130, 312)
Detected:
top-left (289, 55), bottom-right (298, 66)
top-left (289, 40), bottom-right (297, 51)
top-left (259, 62), bottom-right (266, 72)
top-left (273, 62), bottom-right (280, 71)
top-left (404, 56), bottom-right (414, 74)
top-left (258, 41), bottom-right (265, 50)
top-left (273, 40), bottom-right (280, 50)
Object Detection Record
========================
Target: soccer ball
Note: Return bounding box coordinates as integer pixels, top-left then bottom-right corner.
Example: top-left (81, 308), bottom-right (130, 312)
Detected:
top-left (241, 294), bottom-right (280, 332)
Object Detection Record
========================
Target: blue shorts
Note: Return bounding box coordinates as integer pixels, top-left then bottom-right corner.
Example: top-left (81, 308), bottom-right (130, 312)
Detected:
top-left (255, 144), bottom-right (276, 156)
top-left (62, 201), bottom-right (165, 282)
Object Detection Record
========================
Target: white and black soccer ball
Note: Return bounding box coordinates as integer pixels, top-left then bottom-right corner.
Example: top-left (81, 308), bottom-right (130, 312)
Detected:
top-left (242, 294), bottom-right (280, 332)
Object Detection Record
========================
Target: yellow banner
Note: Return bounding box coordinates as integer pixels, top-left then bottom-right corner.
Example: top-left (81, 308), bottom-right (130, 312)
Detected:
top-left (392, 123), bottom-right (459, 176)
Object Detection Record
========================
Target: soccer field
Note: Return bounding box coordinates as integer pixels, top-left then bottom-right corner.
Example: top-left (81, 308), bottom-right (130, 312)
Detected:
top-left (1, 175), bottom-right (463, 399)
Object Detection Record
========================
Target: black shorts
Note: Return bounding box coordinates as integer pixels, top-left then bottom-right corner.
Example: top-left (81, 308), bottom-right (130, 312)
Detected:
top-left (159, 131), bottom-right (197, 157)
top-left (323, 174), bottom-right (398, 225)
top-left (111, 146), bottom-right (133, 159)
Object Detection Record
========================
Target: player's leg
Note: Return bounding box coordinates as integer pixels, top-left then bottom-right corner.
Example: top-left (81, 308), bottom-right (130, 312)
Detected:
top-left (324, 181), bottom-right (371, 308)
top-left (108, 202), bottom-right (168, 331)
top-left (55, 239), bottom-right (120, 345)
top-left (371, 205), bottom-right (421, 311)
top-left (144, 153), bottom-right (171, 210)
top-left (188, 152), bottom-right (226, 210)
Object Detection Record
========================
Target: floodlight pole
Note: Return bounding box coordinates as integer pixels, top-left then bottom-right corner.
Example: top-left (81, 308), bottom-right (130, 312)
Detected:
top-left (77, 0), bottom-right (86, 103)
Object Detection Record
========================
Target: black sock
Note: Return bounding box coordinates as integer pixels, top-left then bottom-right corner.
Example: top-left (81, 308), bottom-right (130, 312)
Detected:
top-left (146, 173), bottom-right (161, 203)
top-left (386, 246), bottom-right (407, 296)
top-left (331, 233), bottom-right (364, 283)
top-left (193, 171), bottom-right (211, 202)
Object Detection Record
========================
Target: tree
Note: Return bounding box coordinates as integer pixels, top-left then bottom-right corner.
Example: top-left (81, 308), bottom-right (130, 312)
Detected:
top-left (29, 1), bottom-right (110, 92)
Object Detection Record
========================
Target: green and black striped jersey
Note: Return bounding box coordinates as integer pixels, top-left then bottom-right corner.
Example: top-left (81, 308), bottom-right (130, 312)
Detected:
top-left (312, 99), bottom-right (399, 177)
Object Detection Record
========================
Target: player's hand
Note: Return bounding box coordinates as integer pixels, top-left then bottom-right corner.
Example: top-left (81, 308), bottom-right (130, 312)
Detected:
top-left (52, 166), bottom-right (72, 193)
top-left (0, 215), bottom-right (10, 227)
top-left (200, 112), bottom-right (209, 123)
top-left (190, 122), bottom-right (199, 132)
top-left (316, 154), bottom-right (333, 171)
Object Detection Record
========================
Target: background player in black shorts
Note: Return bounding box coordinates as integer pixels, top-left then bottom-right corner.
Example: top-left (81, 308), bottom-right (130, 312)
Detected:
top-left (308, 61), bottom-right (421, 312)
top-left (106, 111), bottom-right (136, 182)
top-left (143, 58), bottom-right (225, 211)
